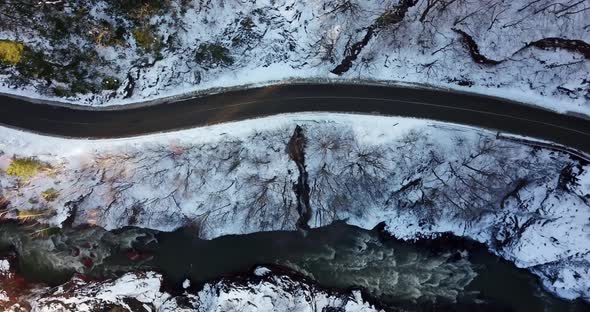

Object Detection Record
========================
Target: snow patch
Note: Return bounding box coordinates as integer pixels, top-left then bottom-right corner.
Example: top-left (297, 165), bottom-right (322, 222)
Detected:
top-left (19, 270), bottom-right (382, 312)
top-left (0, 260), bottom-right (9, 273)
top-left (254, 267), bottom-right (271, 277)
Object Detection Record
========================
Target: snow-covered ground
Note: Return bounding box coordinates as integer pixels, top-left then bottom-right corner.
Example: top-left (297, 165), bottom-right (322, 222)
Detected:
top-left (0, 267), bottom-right (381, 312)
top-left (0, 113), bottom-right (589, 302)
top-left (0, 0), bottom-right (588, 115)
top-left (0, 259), bottom-right (11, 304)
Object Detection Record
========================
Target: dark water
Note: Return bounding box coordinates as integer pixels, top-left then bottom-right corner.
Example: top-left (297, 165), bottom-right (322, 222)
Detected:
top-left (465, 249), bottom-right (586, 312)
top-left (144, 224), bottom-right (477, 303)
top-left (0, 222), bottom-right (588, 311)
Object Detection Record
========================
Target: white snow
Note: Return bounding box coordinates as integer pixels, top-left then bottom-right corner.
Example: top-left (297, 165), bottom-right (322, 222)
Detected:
top-left (0, 112), bottom-right (589, 301)
top-left (0, 0), bottom-right (588, 116)
top-left (0, 290), bottom-right (8, 302)
top-left (254, 267), bottom-right (271, 276)
top-left (190, 271), bottom-right (381, 312)
top-left (577, 166), bottom-right (590, 196)
top-left (29, 272), bottom-right (170, 312)
top-left (19, 269), bottom-right (382, 312)
top-left (0, 258), bottom-right (12, 306)
top-left (182, 279), bottom-right (191, 289)
top-left (0, 260), bottom-right (9, 273)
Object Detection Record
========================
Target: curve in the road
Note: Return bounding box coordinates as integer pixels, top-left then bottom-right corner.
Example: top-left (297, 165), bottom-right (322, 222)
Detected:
top-left (1, 84), bottom-right (590, 154)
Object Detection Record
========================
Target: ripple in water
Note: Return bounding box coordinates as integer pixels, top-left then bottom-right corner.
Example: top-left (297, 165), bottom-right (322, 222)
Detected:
top-left (280, 230), bottom-right (476, 303)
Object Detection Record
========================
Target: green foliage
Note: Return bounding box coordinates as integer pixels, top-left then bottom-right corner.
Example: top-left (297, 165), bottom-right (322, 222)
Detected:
top-left (231, 16), bottom-right (259, 47)
top-left (109, 0), bottom-right (170, 21)
top-left (69, 79), bottom-right (98, 95)
top-left (17, 209), bottom-right (49, 222)
top-left (113, 26), bottom-right (128, 44)
top-left (375, 10), bottom-right (402, 28)
top-left (0, 40), bottom-right (24, 65)
top-left (30, 226), bottom-right (61, 239)
top-left (15, 48), bottom-right (104, 96)
top-left (114, 0), bottom-right (169, 13)
top-left (102, 76), bottom-right (120, 90)
top-left (36, 8), bottom-right (90, 45)
top-left (94, 20), bottom-right (127, 47)
top-left (133, 27), bottom-right (160, 52)
top-left (41, 188), bottom-right (60, 202)
top-left (52, 86), bottom-right (71, 97)
top-left (195, 43), bottom-right (234, 68)
top-left (240, 17), bottom-right (255, 31)
top-left (0, 1), bottom-right (136, 97)
top-left (6, 157), bottom-right (48, 179)
top-left (15, 49), bottom-right (55, 82)
top-left (63, 53), bottom-right (102, 94)
top-left (49, 15), bottom-right (71, 38)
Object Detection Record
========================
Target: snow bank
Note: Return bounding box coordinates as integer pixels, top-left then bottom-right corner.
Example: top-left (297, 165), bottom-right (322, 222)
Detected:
top-left (18, 269), bottom-right (382, 312)
top-left (0, 113), bottom-right (589, 301)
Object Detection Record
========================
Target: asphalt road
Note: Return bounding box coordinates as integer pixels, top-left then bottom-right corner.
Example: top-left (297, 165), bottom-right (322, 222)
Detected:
top-left (1, 84), bottom-right (590, 153)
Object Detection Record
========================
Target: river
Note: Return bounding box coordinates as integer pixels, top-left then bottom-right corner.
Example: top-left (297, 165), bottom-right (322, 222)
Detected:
top-left (0, 221), bottom-right (587, 311)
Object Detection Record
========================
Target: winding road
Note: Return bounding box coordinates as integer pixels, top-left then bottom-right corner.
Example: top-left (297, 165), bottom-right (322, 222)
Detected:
top-left (1, 84), bottom-right (590, 153)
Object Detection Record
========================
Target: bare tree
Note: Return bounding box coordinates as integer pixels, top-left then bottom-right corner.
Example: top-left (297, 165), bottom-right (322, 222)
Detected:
top-left (322, 0), bottom-right (362, 17)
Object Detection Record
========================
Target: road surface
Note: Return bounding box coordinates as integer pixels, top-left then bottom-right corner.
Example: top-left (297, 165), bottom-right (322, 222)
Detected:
top-left (1, 84), bottom-right (590, 153)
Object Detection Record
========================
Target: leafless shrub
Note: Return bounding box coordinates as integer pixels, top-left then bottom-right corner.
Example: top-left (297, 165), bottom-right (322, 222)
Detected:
top-left (305, 122), bottom-right (574, 229)
top-left (310, 31), bottom-right (341, 65)
top-left (244, 174), bottom-right (295, 231)
top-left (323, 0), bottom-right (362, 17)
